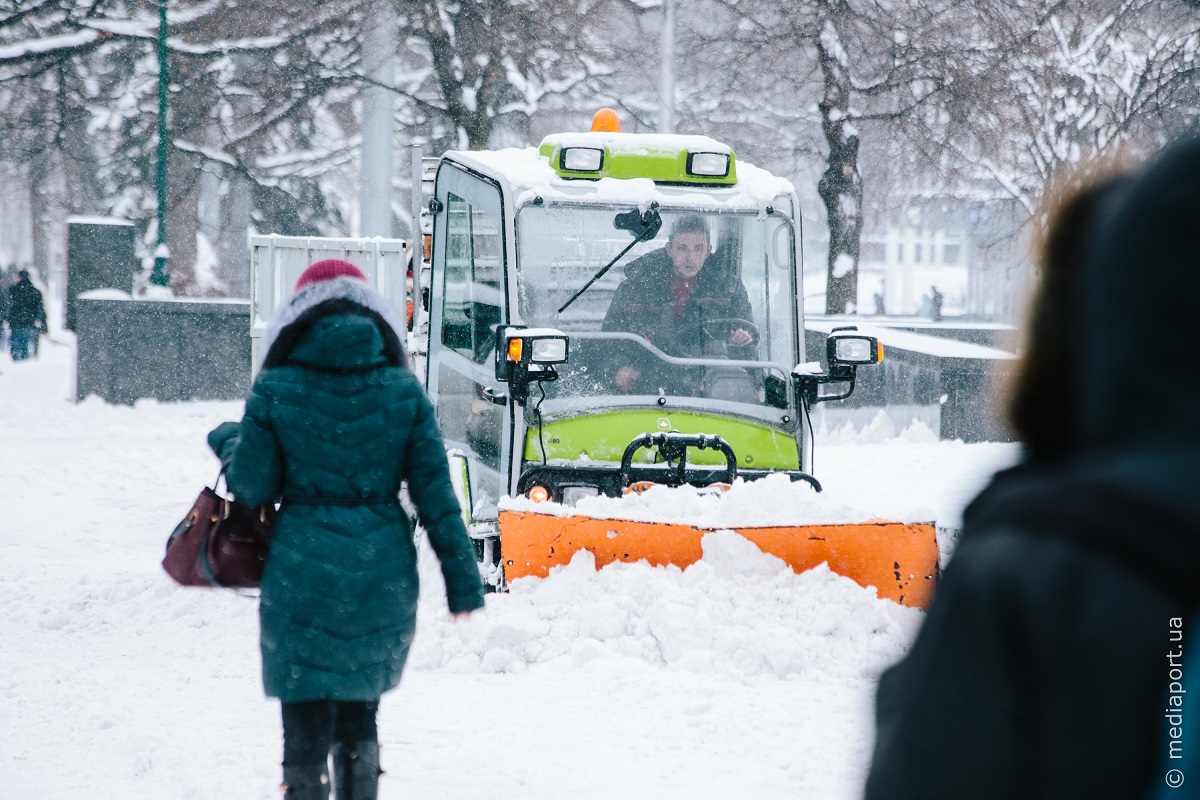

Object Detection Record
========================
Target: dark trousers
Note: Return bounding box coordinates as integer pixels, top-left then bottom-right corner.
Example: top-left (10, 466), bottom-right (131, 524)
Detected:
top-left (10, 327), bottom-right (35, 361)
top-left (282, 700), bottom-right (379, 767)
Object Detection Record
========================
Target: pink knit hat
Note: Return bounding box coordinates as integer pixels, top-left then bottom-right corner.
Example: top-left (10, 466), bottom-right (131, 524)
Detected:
top-left (294, 259), bottom-right (368, 292)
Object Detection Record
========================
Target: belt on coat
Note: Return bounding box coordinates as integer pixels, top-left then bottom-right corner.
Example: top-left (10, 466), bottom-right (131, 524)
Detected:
top-left (282, 496), bottom-right (401, 507)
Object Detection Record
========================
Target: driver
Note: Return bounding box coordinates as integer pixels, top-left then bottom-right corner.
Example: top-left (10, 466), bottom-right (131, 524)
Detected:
top-left (602, 216), bottom-right (754, 392)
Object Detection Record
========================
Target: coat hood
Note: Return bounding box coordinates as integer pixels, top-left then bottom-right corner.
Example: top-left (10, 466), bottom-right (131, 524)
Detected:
top-left (1076, 136), bottom-right (1200, 452)
top-left (287, 313), bottom-right (390, 371)
top-left (261, 276), bottom-right (408, 371)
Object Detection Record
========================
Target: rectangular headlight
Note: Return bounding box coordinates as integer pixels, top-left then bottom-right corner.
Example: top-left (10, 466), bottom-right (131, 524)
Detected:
top-left (561, 485), bottom-right (600, 506)
top-left (530, 337), bottom-right (569, 363)
top-left (828, 334), bottom-right (881, 365)
top-left (835, 338), bottom-right (873, 362)
top-left (687, 152), bottom-right (730, 177)
top-left (561, 147), bottom-right (604, 172)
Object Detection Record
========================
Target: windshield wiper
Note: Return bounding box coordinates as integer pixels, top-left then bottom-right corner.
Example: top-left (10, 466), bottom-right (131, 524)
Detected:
top-left (556, 203), bottom-right (662, 315)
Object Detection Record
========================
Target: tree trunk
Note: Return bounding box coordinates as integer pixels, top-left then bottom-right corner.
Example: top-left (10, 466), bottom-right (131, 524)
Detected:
top-left (166, 148), bottom-right (200, 293)
top-left (58, 80), bottom-right (105, 216)
top-left (816, 12), bottom-right (864, 316)
top-left (217, 173), bottom-right (253, 298)
top-left (29, 153), bottom-right (52, 283)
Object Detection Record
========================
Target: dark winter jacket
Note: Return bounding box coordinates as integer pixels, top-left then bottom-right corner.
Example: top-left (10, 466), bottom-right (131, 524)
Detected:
top-left (208, 277), bottom-right (484, 703)
top-left (601, 249), bottom-right (754, 389)
top-left (866, 455), bottom-right (1200, 800)
top-left (865, 136), bottom-right (1200, 800)
top-left (8, 277), bottom-right (46, 329)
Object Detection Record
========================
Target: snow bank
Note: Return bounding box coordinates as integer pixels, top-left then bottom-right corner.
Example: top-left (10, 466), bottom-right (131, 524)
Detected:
top-left (0, 341), bottom-right (1016, 799)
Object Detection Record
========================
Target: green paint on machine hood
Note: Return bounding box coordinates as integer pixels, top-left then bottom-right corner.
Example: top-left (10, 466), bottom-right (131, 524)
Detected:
top-left (523, 410), bottom-right (798, 469)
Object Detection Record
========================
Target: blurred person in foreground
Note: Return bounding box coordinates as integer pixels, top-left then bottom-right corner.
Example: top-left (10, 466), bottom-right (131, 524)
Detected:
top-left (208, 259), bottom-right (484, 799)
top-left (865, 137), bottom-right (1200, 799)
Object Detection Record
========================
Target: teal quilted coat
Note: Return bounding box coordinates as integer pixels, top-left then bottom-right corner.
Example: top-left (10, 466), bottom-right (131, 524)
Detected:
top-left (208, 308), bottom-right (484, 703)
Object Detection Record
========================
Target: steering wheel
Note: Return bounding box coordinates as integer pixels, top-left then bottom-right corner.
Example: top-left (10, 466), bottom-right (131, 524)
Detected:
top-left (674, 317), bottom-right (760, 347)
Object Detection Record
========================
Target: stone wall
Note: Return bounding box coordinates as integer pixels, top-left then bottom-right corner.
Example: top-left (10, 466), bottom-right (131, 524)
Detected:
top-left (805, 328), bottom-right (1014, 442)
top-left (75, 295), bottom-right (250, 405)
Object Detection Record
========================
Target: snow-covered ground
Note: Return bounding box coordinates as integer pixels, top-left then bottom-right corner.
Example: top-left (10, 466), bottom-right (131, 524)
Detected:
top-left (0, 339), bottom-right (1017, 799)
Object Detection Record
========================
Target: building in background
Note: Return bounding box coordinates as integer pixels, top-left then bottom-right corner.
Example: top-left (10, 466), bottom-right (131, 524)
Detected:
top-left (856, 182), bottom-right (1029, 322)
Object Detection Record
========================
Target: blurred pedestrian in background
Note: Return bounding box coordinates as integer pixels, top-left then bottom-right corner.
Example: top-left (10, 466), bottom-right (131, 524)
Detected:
top-left (865, 137), bottom-right (1200, 799)
top-left (207, 259), bottom-right (485, 799)
top-left (0, 269), bottom-right (11, 353)
top-left (929, 285), bottom-right (944, 322)
top-left (7, 269), bottom-right (46, 361)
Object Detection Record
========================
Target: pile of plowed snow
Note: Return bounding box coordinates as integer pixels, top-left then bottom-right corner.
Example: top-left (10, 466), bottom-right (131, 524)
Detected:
top-left (501, 470), bottom-right (936, 526)
top-left (413, 530), bottom-right (924, 678)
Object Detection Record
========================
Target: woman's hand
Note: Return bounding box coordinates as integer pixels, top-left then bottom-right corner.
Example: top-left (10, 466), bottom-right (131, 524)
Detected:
top-left (207, 421), bottom-right (241, 457)
top-left (452, 611), bottom-right (475, 622)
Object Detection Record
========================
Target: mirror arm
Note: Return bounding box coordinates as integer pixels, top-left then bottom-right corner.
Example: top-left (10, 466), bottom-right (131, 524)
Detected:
top-left (795, 365), bottom-right (858, 406)
top-left (508, 366), bottom-right (558, 407)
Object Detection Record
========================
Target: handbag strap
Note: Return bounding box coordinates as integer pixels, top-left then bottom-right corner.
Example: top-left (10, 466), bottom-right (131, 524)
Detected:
top-left (212, 467), bottom-right (232, 519)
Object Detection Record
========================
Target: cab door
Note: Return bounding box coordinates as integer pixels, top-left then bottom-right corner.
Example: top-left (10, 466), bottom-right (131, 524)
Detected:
top-left (426, 162), bottom-right (510, 525)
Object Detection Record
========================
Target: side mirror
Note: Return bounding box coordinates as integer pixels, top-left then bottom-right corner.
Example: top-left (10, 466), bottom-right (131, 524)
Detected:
top-left (495, 326), bottom-right (570, 403)
top-left (794, 326), bottom-right (883, 405)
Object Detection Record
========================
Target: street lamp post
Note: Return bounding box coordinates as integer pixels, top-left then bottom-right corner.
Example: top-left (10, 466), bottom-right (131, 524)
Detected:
top-left (659, 0), bottom-right (675, 134)
top-left (150, 0), bottom-right (170, 287)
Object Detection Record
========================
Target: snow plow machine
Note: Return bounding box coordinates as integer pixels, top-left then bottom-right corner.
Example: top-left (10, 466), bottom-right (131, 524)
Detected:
top-left (249, 110), bottom-right (938, 610)
top-left (420, 110), bottom-right (938, 610)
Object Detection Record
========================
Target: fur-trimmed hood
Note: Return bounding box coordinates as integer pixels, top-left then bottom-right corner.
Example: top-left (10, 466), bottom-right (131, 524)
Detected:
top-left (260, 276), bottom-right (408, 370)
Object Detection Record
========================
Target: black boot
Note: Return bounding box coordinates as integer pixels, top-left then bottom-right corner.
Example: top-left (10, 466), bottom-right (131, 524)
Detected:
top-left (282, 763), bottom-right (331, 800)
top-left (333, 741), bottom-right (381, 800)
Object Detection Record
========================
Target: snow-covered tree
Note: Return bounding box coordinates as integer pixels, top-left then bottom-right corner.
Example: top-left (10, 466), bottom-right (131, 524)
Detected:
top-left (393, 0), bottom-right (606, 151)
top-left (1, 0), bottom-right (1196, 305)
top-left (659, 0), bottom-right (958, 315)
top-left (923, 0), bottom-right (1200, 216)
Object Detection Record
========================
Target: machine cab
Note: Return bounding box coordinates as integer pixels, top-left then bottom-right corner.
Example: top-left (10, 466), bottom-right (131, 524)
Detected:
top-left (424, 122), bottom-right (877, 539)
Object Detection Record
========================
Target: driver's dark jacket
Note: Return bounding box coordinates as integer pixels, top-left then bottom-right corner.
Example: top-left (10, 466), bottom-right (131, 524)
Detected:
top-left (601, 250), bottom-right (753, 389)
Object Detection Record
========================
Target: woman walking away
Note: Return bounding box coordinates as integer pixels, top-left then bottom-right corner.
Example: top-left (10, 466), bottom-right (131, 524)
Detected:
top-left (207, 259), bottom-right (485, 799)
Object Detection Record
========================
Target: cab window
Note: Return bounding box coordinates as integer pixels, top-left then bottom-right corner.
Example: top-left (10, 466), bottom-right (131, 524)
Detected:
top-left (442, 192), bottom-right (502, 363)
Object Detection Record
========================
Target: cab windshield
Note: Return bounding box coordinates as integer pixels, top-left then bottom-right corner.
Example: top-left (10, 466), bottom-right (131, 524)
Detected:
top-left (516, 204), bottom-right (798, 413)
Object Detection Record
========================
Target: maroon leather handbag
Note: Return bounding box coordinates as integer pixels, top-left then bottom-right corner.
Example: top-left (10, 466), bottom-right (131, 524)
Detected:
top-left (162, 472), bottom-right (275, 588)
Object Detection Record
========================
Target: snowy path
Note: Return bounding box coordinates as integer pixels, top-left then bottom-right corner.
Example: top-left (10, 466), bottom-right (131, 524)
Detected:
top-left (0, 343), bottom-right (1016, 799)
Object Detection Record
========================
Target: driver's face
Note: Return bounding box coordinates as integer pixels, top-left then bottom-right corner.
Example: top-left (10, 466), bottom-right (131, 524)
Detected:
top-left (665, 231), bottom-right (710, 279)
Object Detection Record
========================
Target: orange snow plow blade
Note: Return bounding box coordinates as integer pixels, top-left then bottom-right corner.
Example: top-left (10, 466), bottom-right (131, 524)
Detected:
top-left (499, 510), bottom-right (938, 609)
